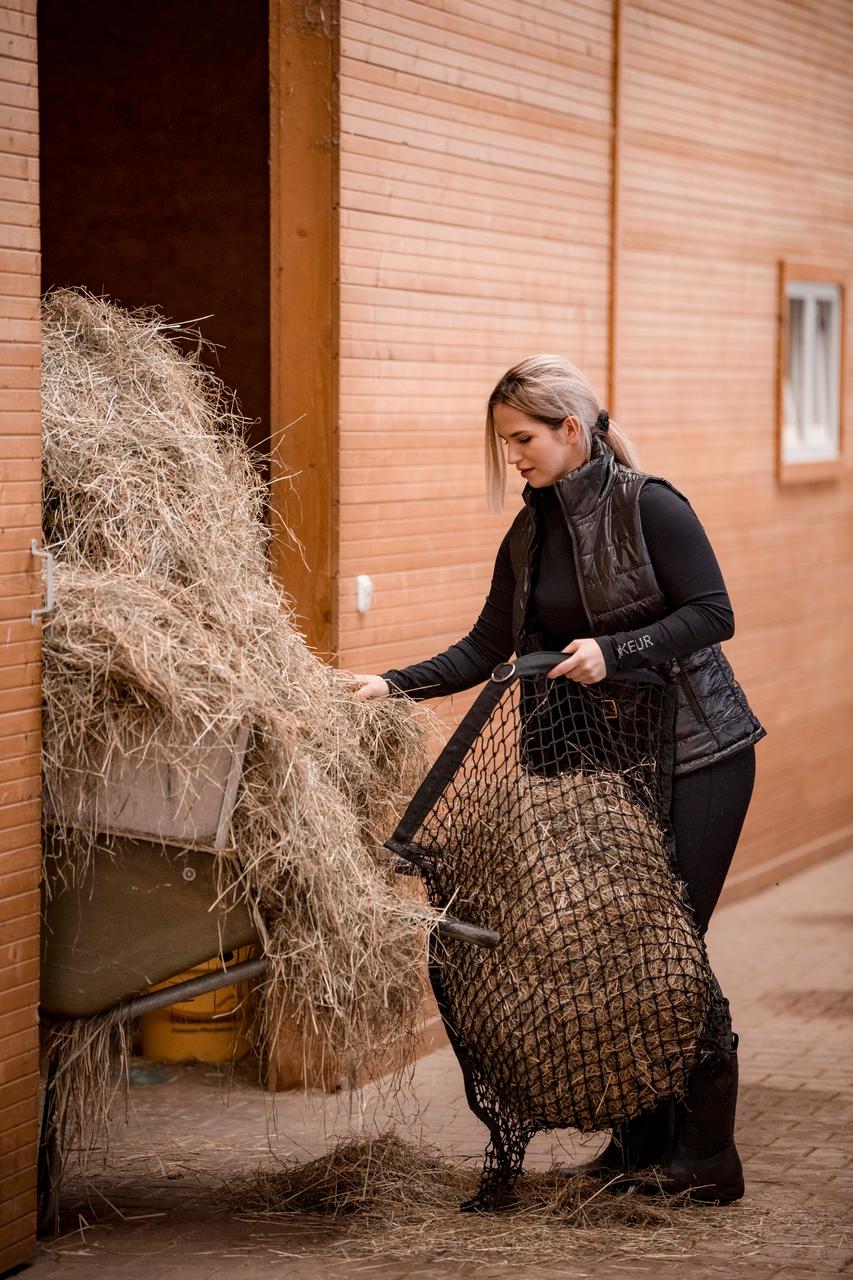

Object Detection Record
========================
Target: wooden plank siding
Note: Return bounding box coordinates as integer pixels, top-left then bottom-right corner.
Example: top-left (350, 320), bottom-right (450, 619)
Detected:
top-left (615, 0), bottom-right (853, 893)
top-left (333, 0), bottom-right (852, 895)
top-left (336, 0), bottom-right (615, 731)
top-left (0, 0), bottom-right (39, 1267)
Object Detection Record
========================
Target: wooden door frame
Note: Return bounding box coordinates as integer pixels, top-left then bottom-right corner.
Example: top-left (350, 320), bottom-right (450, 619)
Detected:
top-left (269, 0), bottom-right (339, 660)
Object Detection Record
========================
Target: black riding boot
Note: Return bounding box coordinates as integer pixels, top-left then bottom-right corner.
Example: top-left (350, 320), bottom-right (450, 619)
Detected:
top-left (648, 1036), bottom-right (744, 1203)
top-left (561, 1098), bottom-right (673, 1180)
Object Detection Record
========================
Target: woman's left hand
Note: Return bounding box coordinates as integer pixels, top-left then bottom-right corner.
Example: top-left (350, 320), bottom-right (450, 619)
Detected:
top-left (547, 638), bottom-right (607, 684)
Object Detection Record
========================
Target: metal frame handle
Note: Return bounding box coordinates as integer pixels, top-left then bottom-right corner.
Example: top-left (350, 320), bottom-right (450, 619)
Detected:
top-left (31, 540), bottom-right (56, 625)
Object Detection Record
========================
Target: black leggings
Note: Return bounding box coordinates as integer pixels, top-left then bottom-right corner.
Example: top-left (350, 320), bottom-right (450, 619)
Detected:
top-left (670, 746), bottom-right (756, 936)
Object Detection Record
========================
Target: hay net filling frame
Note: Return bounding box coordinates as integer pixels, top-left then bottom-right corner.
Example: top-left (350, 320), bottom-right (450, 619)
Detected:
top-left (386, 653), bottom-right (731, 1209)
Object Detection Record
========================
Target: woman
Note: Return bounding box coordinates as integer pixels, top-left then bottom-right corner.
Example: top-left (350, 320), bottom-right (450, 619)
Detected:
top-left (356, 355), bottom-right (765, 1203)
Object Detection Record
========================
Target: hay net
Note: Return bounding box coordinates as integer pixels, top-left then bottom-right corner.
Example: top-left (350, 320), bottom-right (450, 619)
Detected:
top-left (386, 653), bottom-right (731, 1208)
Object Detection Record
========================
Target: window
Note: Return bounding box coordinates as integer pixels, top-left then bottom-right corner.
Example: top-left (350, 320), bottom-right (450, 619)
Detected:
top-left (778, 264), bottom-right (844, 482)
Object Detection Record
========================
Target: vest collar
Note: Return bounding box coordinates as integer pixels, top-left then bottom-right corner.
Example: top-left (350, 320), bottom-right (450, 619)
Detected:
top-left (522, 433), bottom-right (618, 520)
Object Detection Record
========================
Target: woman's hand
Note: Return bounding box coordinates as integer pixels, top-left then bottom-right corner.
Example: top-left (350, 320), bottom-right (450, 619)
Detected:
top-left (355, 674), bottom-right (391, 701)
top-left (547, 639), bottom-right (606, 685)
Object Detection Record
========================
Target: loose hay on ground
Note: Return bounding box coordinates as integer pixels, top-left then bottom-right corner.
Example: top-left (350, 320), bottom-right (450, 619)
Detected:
top-left (40, 288), bottom-right (436, 1168)
top-left (226, 1130), bottom-right (817, 1268)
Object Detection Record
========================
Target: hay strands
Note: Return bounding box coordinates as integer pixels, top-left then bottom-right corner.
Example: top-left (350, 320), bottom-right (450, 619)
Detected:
top-left (38, 286), bottom-right (439, 1193)
top-left (227, 1129), bottom-right (821, 1269)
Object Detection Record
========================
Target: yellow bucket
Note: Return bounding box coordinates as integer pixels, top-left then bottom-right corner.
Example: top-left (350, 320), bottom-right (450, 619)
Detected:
top-left (140, 953), bottom-right (252, 1064)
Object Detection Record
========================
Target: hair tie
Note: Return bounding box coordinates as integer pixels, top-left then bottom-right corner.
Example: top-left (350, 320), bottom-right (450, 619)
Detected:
top-left (595, 409), bottom-right (610, 434)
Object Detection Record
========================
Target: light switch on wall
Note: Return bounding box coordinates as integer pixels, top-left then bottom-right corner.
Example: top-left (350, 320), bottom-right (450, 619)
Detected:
top-left (356, 574), bottom-right (373, 613)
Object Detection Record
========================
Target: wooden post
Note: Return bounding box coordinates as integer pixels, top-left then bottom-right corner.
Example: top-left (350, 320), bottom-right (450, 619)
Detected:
top-left (608, 0), bottom-right (624, 417)
top-left (268, 0), bottom-right (339, 660)
top-left (266, 0), bottom-right (341, 1090)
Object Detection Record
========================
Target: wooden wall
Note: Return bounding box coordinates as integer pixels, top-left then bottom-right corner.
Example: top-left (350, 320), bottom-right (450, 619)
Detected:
top-left (0, 1), bottom-right (40, 1268)
top-left (614, 0), bottom-right (853, 893)
top-left (336, 0), bottom-right (615, 720)
top-left (333, 0), bottom-right (852, 891)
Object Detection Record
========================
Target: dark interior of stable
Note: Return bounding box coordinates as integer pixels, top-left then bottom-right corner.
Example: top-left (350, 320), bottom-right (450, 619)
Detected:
top-left (38, 0), bottom-right (271, 470)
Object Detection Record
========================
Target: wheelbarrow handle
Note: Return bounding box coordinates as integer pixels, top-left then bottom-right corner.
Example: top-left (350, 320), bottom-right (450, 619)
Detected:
top-left (436, 916), bottom-right (500, 950)
top-left (38, 956), bottom-right (272, 1025)
top-left (387, 843), bottom-right (500, 949)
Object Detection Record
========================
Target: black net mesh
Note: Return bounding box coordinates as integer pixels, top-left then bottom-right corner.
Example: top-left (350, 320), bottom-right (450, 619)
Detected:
top-left (387, 654), bottom-right (730, 1209)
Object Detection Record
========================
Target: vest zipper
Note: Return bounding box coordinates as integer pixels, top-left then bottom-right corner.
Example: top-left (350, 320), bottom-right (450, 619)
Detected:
top-left (672, 659), bottom-right (705, 723)
top-left (553, 489), bottom-right (595, 632)
top-left (518, 522), bottom-right (539, 641)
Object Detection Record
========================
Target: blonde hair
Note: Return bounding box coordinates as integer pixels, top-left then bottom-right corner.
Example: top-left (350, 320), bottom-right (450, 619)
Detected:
top-left (485, 355), bottom-right (642, 512)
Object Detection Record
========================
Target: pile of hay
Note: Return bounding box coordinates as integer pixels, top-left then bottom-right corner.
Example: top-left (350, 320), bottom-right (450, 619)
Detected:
top-left (227, 1130), bottom-right (801, 1268)
top-left (40, 289), bottom-right (434, 1151)
top-left (433, 769), bottom-right (709, 1129)
top-left (228, 1130), bottom-right (680, 1258)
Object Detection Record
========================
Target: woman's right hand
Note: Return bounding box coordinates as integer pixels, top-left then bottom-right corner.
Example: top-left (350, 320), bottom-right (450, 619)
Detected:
top-left (355, 674), bottom-right (391, 701)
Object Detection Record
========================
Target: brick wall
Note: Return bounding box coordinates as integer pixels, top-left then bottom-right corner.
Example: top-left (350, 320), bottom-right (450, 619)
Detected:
top-left (0, 0), bottom-right (41, 1268)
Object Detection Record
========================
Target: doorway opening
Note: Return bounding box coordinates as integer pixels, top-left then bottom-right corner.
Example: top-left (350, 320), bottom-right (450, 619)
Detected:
top-left (38, 0), bottom-right (271, 468)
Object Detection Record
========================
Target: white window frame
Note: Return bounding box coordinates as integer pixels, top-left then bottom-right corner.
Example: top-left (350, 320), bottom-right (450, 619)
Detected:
top-left (783, 281), bottom-right (841, 463)
top-left (777, 263), bottom-right (845, 484)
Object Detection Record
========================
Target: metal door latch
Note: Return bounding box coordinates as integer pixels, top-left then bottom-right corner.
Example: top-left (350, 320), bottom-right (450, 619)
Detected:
top-left (31, 540), bottom-right (56, 625)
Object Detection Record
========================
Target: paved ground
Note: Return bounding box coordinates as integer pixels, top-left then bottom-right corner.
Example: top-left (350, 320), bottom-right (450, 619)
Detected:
top-left (28, 853), bottom-right (852, 1279)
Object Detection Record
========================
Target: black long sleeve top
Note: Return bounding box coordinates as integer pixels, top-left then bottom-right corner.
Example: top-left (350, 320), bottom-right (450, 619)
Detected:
top-left (380, 480), bottom-right (734, 700)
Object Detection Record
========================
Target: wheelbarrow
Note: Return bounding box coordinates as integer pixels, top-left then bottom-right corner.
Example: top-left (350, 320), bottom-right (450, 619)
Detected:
top-left (38, 724), bottom-right (498, 1233)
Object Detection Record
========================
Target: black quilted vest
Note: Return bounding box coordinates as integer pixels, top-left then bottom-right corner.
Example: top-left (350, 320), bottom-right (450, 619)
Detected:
top-left (507, 435), bottom-right (766, 776)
